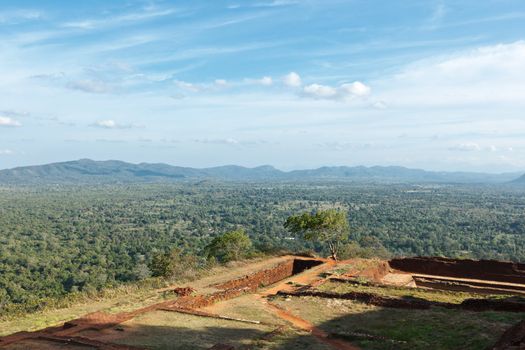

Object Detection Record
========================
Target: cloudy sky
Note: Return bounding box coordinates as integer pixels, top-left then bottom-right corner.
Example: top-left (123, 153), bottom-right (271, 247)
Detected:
top-left (1, 0), bottom-right (525, 172)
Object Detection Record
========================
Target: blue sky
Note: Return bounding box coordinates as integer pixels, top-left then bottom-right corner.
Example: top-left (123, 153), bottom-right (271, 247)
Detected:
top-left (1, 0), bottom-right (525, 172)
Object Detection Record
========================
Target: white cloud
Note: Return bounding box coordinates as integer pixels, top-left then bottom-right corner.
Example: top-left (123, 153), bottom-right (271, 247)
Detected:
top-left (0, 10), bottom-right (42, 24)
top-left (377, 41), bottom-right (525, 107)
top-left (484, 145), bottom-right (515, 153)
top-left (0, 149), bottom-right (14, 155)
top-left (0, 110), bottom-right (29, 118)
top-left (178, 76), bottom-right (274, 92)
top-left (303, 81), bottom-right (371, 100)
top-left (91, 119), bottom-right (132, 129)
top-left (341, 81), bottom-right (371, 97)
top-left (66, 79), bottom-right (111, 94)
top-left (372, 100), bottom-right (387, 109)
top-left (316, 142), bottom-right (380, 151)
top-left (426, 2), bottom-right (447, 28)
top-left (194, 138), bottom-right (267, 146)
top-left (258, 76), bottom-right (273, 86)
top-left (195, 138), bottom-right (239, 145)
top-left (214, 79), bottom-right (228, 87)
top-left (0, 116), bottom-right (22, 127)
top-left (62, 8), bottom-right (178, 30)
top-left (31, 72), bottom-right (67, 82)
top-left (222, 137), bottom-right (239, 145)
top-left (243, 76), bottom-right (273, 86)
top-left (449, 143), bottom-right (481, 152)
top-left (175, 80), bottom-right (200, 92)
top-left (303, 84), bottom-right (338, 98)
top-left (283, 72), bottom-right (302, 87)
top-left (252, 0), bottom-right (300, 7)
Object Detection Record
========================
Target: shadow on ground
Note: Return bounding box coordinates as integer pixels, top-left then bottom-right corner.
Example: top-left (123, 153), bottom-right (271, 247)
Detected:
top-left (79, 303), bottom-right (521, 350)
top-left (283, 307), bottom-right (518, 350)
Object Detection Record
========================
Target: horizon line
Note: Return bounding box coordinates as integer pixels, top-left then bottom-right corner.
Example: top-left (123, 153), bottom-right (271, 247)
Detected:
top-left (1, 158), bottom-right (523, 176)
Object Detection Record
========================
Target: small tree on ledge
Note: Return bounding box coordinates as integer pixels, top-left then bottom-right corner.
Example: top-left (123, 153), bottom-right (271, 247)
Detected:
top-left (284, 209), bottom-right (349, 260)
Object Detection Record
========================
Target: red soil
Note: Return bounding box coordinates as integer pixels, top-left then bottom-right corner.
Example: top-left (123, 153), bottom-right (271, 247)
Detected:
top-left (248, 258), bottom-right (360, 350)
top-left (213, 258), bottom-right (323, 291)
top-left (413, 276), bottom-right (525, 295)
top-left (0, 333), bottom-right (144, 350)
top-left (390, 257), bottom-right (525, 284)
top-left (3, 256), bottom-right (522, 350)
top-left (171, 287), bottom-right (196, 296)
top-left (344, 260), bottom-right (391, 282)
top-left (0, 257), bottom-right (331, 349)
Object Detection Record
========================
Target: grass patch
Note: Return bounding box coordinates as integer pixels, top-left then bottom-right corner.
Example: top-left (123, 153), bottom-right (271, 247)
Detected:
top-left (0, 256), bottom-right (290, 337)
top-left (0, 282), bottom-right (170, 337)
top-left (271, 295), bottom-right (522, 350)
top-left (250, 329), bottom-right (334, 350)
top-left (201, 294), bottom-right (289, 326)
top-left (92, 310), bottom-right (272, 350)
top-left (316, 280), bottom-right (513, 304)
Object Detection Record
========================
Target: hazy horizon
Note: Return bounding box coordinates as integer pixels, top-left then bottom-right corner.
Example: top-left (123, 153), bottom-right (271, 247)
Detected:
top-left (1, 157), bottom-right (523, 175)
top-left (1, 1), bottom-right (525, 172)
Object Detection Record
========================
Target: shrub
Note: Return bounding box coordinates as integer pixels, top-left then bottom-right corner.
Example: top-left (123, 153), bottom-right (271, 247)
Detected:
top-left (204, 229), bottom-right (253, 263)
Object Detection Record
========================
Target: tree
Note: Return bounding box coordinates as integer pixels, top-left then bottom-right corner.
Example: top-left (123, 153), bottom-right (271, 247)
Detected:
top-left (149, 251), bottom-right (174, 278)
top-left (338, 237), bottom-right (390, 259)
top-left (0, 289), bottom-right (10, 312)
top-left (132, 263), bottom-right (152, 280)
top-left (284, 209), bottom-right (349, 260)
top-left (149, 248), bottom-right (201, 279)
top-left (205, 229), bottom-right (252, 263)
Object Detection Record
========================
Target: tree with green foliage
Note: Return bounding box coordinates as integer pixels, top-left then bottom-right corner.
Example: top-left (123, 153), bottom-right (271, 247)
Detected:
top-left (338, 236), bottom-right (390, 259)
top-left (284, 209), bottom-right (349, 260)
top-left (205, 229), bottom-right (252, 263)
top-left (0, 289), bottom-right (9, 312)
top-left (149, 248), bottom-right (201, 279)
top-left (1, 183), bottom-right (524, 317)
top-left (149, 250), bottom-right (174, 278)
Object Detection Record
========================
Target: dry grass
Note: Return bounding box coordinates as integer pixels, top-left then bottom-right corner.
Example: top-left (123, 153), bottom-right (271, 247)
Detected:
top-left (0, 286), bottom-right (173, 337)
top-left (316, 280), bottom-right (497, 304)
top-left (0, 256), bottom-right (291, 337)
top-left (201, 294), bottom-right (288, 326)
top-left (85, 310), bottom-right (273, 350)
top-left (249, 330), bottom-right (334, 350)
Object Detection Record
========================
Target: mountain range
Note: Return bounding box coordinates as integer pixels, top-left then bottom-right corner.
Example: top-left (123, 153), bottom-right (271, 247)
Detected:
top-left (0, 159), bottom-right (523, 185)
top-left (513, 174), bottom-right (525, 184)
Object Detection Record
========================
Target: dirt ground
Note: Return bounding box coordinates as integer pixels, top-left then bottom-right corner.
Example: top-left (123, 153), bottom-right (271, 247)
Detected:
top-left (1, 256), bottom-right (524, 350)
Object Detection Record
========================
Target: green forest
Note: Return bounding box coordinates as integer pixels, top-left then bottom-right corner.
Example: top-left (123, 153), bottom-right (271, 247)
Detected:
top-left (0, 182), bottom-right (524, 316)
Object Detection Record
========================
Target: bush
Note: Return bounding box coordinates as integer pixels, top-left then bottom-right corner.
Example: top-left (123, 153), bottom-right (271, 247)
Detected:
top-left (338, 237), bottom-right (390, 259)
top-left (149, 248), bottom-right (204, 280)
top-left (204, 229), bottom-right (253, 263)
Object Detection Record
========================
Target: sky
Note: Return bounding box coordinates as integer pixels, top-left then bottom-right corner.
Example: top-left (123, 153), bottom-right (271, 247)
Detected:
top-left (1, 0), bottom-right (525, 172)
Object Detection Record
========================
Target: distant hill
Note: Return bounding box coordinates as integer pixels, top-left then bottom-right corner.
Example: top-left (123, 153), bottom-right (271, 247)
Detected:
top-left (0, 159), bottom-right (521, 185)
top-left (512, 174), bottom-right (525, 184)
